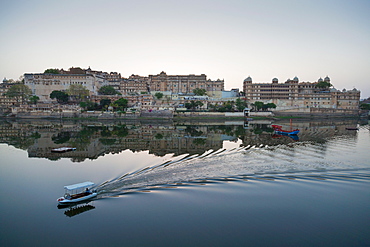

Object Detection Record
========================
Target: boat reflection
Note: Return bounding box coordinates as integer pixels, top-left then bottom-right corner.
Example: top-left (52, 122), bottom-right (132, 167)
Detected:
top-left (58, 201), bottom-right (96, 217)
top-left (272, 133), bottom-right (299, 141)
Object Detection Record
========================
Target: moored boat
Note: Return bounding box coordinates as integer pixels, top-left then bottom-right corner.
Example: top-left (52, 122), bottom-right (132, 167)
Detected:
top-left (345, 127), bottom-right (358, 130)
top-left (57, 181), bottom-right (97, 205)
top-left (272, 125), bottom-right (300, 135)
top-left (51, 147), bottom-right (76, 153)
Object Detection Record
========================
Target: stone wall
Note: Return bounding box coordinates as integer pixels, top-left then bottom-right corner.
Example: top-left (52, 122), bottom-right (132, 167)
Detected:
top-left (140, 110), bottom-right (173, 118)
top-left (274, 107), bottom-right (359, 117)
top-left (175, 112), bottom-right (225, 117)
top-left (175, 111), bottom-right (272, 117)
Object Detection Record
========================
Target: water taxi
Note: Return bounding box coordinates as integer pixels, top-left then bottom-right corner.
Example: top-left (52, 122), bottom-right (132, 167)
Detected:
top-left (57, 181), bottom-right (97, 205)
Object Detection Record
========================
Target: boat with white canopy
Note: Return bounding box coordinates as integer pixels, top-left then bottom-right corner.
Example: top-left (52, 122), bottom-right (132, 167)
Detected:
top-left (57, 181), bottom-right (97, 204)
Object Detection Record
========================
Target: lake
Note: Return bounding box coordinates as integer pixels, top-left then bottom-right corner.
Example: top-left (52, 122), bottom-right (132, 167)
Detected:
top-left (0, 118), bottom-right (369, 246)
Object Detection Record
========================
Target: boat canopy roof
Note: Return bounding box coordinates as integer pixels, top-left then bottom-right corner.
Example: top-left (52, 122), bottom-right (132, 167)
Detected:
top-left (64, 181), bottom-right (95, 191)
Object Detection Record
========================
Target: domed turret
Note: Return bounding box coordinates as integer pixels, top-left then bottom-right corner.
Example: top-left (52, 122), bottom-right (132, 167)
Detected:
top-left (318, 77), bottom-right (323, 82)
top-left (244, 76), bottom-right (252, 83)
top-left (324, 76), bottom-right (330, 82)
top-left (293, 76), bottom-right (299, 83)
top-left (3, 77), bottom-right (7, 83)
top-left (272, 78), bottom-right (278, 83)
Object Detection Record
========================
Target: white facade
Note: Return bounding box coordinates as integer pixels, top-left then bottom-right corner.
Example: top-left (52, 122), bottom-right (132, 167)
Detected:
top-left (24, 73), bottom-right (105, 101)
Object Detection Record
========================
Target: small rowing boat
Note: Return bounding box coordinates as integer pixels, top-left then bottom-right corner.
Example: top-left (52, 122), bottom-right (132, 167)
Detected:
top-left (345, 127), bottom-right (358, 130)
top-left (57, 181), bottom-right (97, 205)
top-left (51, 147), bottom-right (76, 153)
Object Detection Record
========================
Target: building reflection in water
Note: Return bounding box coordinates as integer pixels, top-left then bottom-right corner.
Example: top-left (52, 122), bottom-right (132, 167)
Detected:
top-left (0, 118), bottom-right (361, 162)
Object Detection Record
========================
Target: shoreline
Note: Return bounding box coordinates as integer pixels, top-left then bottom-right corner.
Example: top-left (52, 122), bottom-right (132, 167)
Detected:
top-left (0, 114), bottom-right (362, 121)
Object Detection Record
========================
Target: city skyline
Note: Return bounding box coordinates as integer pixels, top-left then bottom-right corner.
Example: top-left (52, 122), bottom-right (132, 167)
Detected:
top-left (1, 0), bottom-right (370, 98)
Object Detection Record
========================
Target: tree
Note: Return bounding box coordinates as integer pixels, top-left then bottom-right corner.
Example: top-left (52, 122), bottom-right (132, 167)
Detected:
top-left (235, 98), bottom-right (247, 112)
top-left (18, 75), bottom-right (24, 83)
top-left (5, 84), bottom-right (32, 104)
top-left (315, 81), bottom-right (332, 89)
top-left (155, 133), bottom-right (164, 139)
top-left (193, 88), bottom-right (207, 96)
top-left (80, 101), bottom-right (98, 111)
top-left (100, 98), bottom-right (111, 108)
top-left (208, 101), bottom-right (236, 112)
top-left (67, 84), bottom-right (90, 102)
top-left (29, 95), bottom-right (40, 104)
top-left (265, 103), bottom-right (276, 110)
top-left (208, 103), bottom-right (217, 111)
top-left (155, 92), bottom-right (164, 99)
top-left (98, 85), bottom-right (121, 95)
top-left (196, 101), bottom-right (204, 109)
top-left (253, 101), bottom-right (264, 111)
top-left (50, 90), bottom-right (69, 103)
top-left (44, 68), bottom-right (60, 74)
top-left (113, 98), bottom-right (128, 111)
top-left (360, 103), bottom-right (370, 110)
top-left (221, 101), bottom-right (233, 112)
top-left (185, 100), bottom-right (203, 111)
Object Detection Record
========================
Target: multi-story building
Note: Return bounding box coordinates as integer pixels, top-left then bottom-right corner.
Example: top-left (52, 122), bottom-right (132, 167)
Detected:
top-left (243, 76), bottom-right (360, 110)
top-left (24, 67), bottom-right (124, 101)
top-left (24, 73), bottom-right (103, 101)
top-left (61, 67), bottom-right (122, 84)
top-left (23, 67), bottom-right (225, 102)
top-left (85, 67), bottom-right (122, 87)
top-left (91, 93), bottom-right (154, 109)
top-left (147, 71), bottom-right (224, 95)
top-left (120, 75), bottom-right (149, 95)
top-left (0, 78), bottom-right (19, 107)
top-left (243, 76), bottom-right (300, 101)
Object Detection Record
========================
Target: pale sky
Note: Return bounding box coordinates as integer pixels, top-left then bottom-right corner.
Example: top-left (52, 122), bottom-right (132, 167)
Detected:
top-left (1, 0), bottom-right (370, 98)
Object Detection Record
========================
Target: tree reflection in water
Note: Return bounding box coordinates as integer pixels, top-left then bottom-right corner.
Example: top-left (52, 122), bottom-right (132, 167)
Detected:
top-left (0, 119), bottom-right (362, 162)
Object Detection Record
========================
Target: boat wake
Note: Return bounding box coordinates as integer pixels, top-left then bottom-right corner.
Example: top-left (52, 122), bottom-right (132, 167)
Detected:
top-left (93, 131), bottom-right (370, 198)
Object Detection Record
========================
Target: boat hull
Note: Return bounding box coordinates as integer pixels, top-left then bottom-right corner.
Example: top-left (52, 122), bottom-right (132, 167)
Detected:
top-left (57, 193), bottom-right (97, 204)
top-left (275, 130), bottom-right (300, 135)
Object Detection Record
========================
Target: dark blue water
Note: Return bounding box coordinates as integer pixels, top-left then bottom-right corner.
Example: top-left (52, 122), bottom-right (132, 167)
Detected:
top-left (0, 120), bottom-right (369, 246)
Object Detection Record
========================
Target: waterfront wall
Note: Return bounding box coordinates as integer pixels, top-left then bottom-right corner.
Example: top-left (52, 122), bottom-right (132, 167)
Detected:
top-left (273, 108), bottom-right (359, 117)
top-left (140, 110), bottom-right (173, 119)
top-left (175, 112), bottom-right (272, 117)
top-left (2, 107), bottom-right (360, 119)
top-left (175, 111), bottom-right (273, 117)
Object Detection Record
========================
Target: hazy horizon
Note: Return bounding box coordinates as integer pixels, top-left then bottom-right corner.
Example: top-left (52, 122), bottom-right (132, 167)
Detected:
top-left (1, 0), bottom-right (369, 98)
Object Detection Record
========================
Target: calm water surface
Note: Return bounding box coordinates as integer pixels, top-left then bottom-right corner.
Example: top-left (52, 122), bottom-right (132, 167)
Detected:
top-left (0, 119), bottom-right (369, 246)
